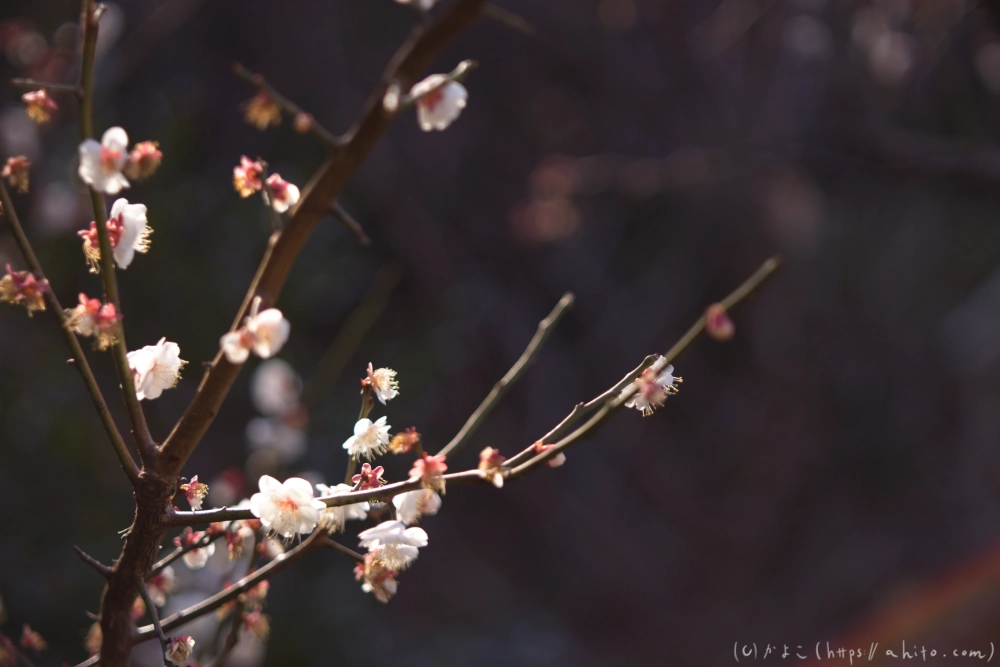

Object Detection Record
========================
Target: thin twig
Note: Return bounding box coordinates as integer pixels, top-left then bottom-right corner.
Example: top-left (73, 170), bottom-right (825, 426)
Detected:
top-left (330, 201), bottom-right (371, 245)
top-left (147, 530), bottom-right (225, 578)
top-left (10, 78), bottom-right (82, 95)
top-left (72, 656), bottom-right (99, 667)
top-left (436, 291), bottom-right (574, 459)
top-left (232, 62), bottom-right (339, 146)
top-left (324, 537), bottom-right (365, 561)
top-left (136, 528), bottom-right (327, 639)
top-left (483, 3), bottom-right (534, 35)
top-left (0, 180), bottom-right (139, 483)
top-left (74, 546), bottom-right (112, 579)
top-left (202, 609), bottom-right (242, 667)
top-left (133, 575), bottom-right (169, 663)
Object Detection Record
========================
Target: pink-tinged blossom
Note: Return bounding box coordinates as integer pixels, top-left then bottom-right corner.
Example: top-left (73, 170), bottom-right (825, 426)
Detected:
top-left (351, 463), bottom-right (385, 491)
top-left (220, 296), bottom-right (290, 364)
top-left (174, 529), bottom-right (215, 570)
top-left (532, 441), bottom-right (566, 468)
top-left (343, 416), bottom-right (391, 460)
top-left (265, 173), bottom-right (300, 213)
top-left (78, 126), bottom-right (130, 194)
top-left (242, 609), bottom-right (271, 641)
top-left (315, 482), bottom-right (369, 532)
top-left (243, 92), bottom-right (281, 130)
top-left (389, 427), bottom-right (421, 455)
top-left (127, 338), bottom-right (187, 401)
top-left (622, 363), bottom-right (682, 416)
top-left (164, 635), bottom-right (195, 666)
top-left (354, 552), bottom-right (398, 603)
top-left (410, 453), bottom-right (447, 492)
top-left (146, 566), bottom-right (176, 607)
top-left (293, 112), bottom-right (314, 134)
top-left (2, 156), bottom-right (30, 193)
top-left (123, 141), bottom-right (162, 181)
top-left (234, 156), bottom-right (264, 197)
top-left (410, 74), bottom-right (467, 132)
top-left (77, 198), bottom-right (151, 273)
top-left (393, 489), bottom-right (441, 525)
top-left (365, 363), bottom-right (399, 404)
top-left (181, 475), bottom-right (209, 511)
top-left (249, 475), bottom-right (326, 538)
top-left (0, 265), bottom-right (48, 316)
top-left (705, 303), bottom-right (735, 341)
top-left (358, 520), bottom-right (427, 570)
top-left (18, 626), bottom-right (46, 652)
top-left (22, 89), bottom-right (57, 123)
top-left (478, 446), bottom-right (506, 488)
top-left (65, 293), bottom-right (122, 350)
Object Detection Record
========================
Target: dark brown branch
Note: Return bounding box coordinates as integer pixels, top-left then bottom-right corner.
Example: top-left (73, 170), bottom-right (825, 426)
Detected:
top-left (136, 528), bottom-right (327, 639)
top-left (74, 546), bottom-right (112, 579)
top-left (0, 179), bottom-right (138, 483)
top-left (330, 201), bottom-right (371, 246)
top-left (232, 62), bottom-right (339, 146)
top-left (436, 291), bottom-right (574, 459)
top-left (11, 78), bottom-right (82, 95)
top-left (157, 0), bottom-right (489, 480)
top-left (323, 537), bottom-right (365, 561)
top-left (133, 575), bottom-right (169, 662)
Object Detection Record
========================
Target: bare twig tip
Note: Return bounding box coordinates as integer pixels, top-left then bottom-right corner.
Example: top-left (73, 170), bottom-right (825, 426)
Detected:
top-left (74, 545), bottom-right (112, 578)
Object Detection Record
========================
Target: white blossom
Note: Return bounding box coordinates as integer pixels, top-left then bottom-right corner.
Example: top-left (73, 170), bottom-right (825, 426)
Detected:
top-left (358, 520), bottom-right (427, 570)
top-left (366, 363), bottom-right (399, 404)
top-left (622, 363), bottom-right (682, 416)
top-left (109, 198), bottom-right (150, 269)
top-left (265, 173), bottom-right (300, 213)
top-left (165, 635), bottom-right (195, 666)
top-left (146, 566), bottom-right (175, 606)
top-left (78, 126), bottom-right (130, 194)
top-left (182, 542), bottom-right (215, 570)
top-left (249, 475), bottom-right (326, 538)
top-left (126, 338), bottom-right (187, 401)
top-left (220, 297), bottom-right (290, 364)
top-left (315, 482), bottom-right (369, 532)
top-left (410, 74), bottom-right (467, 131)
top-left (393, 489), bottom-right (441, 526)
top-left (251, 358), bottom-right (301, 416)
top-left (342, 416), bottom-right (391, 460)
top-left (246, 417), bottom-right (306, 464)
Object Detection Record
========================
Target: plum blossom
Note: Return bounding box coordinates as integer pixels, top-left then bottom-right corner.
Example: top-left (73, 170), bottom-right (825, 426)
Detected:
top-left (164, 635), bottom-right (195, 666)
top-left (265, 173), bottom-right (300, 213)
top-left (389, 427), bottom-right (421, 455)
top-left (622, 363), bottom-right (682, 416)
top-left (146, 566), bottom-right (175, 607)
top-left (478, 446), bottom-right (506, 488)
top-left (365, 363), bottom-right (399, 404)
top-left (2, 156), bottom-right (30, 193)
top-left (293, 112), bottom-right (314, 133)
top-left (351, 463), bottom-right (385, 490)
top-left (174, 529), bottom-right (215, 570)
top-left (180, 476), bottom-right (209, 511)
top-left (78, 127), bottom-right (130, 194)
top-left (220, 296), bottom-right (290, 364)
top-left (123, 141), bottom-right (162, 181)
top-left (393, 489), bottom-right (441, 525)
top-left (249, 475), bottom-right (326, 538)
top-left (22, 89), bottom-right (57, 123)
top-left (0, 265), bottom-right (48, 316)
top-left (705, 303), bottom-right (735, 341)
top-left (233, 156), bottom-right (264, 197)
top-left (410, 453), bottom-right (447, 492)
top-left (532, 441), bottom-right (566, 468)
top-left (246, 416), bottom-right (307, 463)
top-left (84, 622), bottom-right (101, 655)
top-left (19, 626), bottom-right (46, 652)
top-left (65, 293), bottom-right (122, 350)
top-left (243, 92), bottom-right (281, 130)
top-left (251, 359), bottom-right (301, 416)
top-left (343, 416), bottom-right (391, 460)
top-left (315, 482), bottom-right (369, 532)
top-left (355, 552), bottom-right (398, 603)
top-left (358, 520), bottom-right (427, 570)
top-left (78, 198), bottom-right (151, 273)
top-left (242, 609), bottom-right (271, 641)
top-left (410, 74), bottom-right (467, 132)
top-left (127, 338), bottom-right (187, 401)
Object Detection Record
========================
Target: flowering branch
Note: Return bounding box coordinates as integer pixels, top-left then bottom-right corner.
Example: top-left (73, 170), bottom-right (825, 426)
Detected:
top-left (0, 180), bottom-right (139, 483)
top-left (136, 528), bottom-right (328, 638)
top-left (147, 528), bottom-right (223, 578)
top-left (437, 291), bottom-right (575, 459)
top-left (232, 62), bottom-right (339, 146)
top-left (396, 58), bottom-right (478, 109)
top-left (78, 0), bottom-right (158, 463)
top-left (157, 0), bottom-right (489, 480)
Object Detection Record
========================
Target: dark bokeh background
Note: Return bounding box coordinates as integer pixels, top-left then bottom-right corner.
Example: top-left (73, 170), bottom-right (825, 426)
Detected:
top-left (4, 0), bottom-right (1000, 665)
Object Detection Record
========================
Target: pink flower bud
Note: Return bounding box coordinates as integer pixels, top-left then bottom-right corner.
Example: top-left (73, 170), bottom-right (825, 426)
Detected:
top-left (705, 302), bottom-right (735, 341)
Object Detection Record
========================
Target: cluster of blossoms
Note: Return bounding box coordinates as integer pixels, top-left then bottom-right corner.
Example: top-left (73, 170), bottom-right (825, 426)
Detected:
top-left (0, 265), bottom-right (48, 316)
top-left (220, 296), bottom-right (290, 364)
top-left (622, 363), bottom-right (683, 416)
top-left (78, 127), bottom-right (161, 195)
top-left (0, 625), bottom-right (47, 667)
top-left (65, 293), bottom-right (122, 350)
top-left (77, 198), bottom-right (151, 273)
top-left (232, 156), bottom-right (300, 213)
top-left (174, 527), bottom-right (216, 570)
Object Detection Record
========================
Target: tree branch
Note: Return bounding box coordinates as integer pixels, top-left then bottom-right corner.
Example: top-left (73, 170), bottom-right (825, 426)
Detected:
top-left (436, 291), bottom-right (575, 459)
top-left (133, 575), bottom-right (169, 663)
top-left (156, 0), bottom-right (489, 480)
top-left (0, 179), bottom-right (139, 484)
top-left (74, 545), bottom-right (113, 579)
top-left (330, 201), bottom-right (372, 246)
top-left (232, 62), bottom-right (339, 146)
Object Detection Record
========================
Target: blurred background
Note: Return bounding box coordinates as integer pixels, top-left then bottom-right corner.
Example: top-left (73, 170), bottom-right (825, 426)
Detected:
top-left (2, 0), bottom-right (1000, 664)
